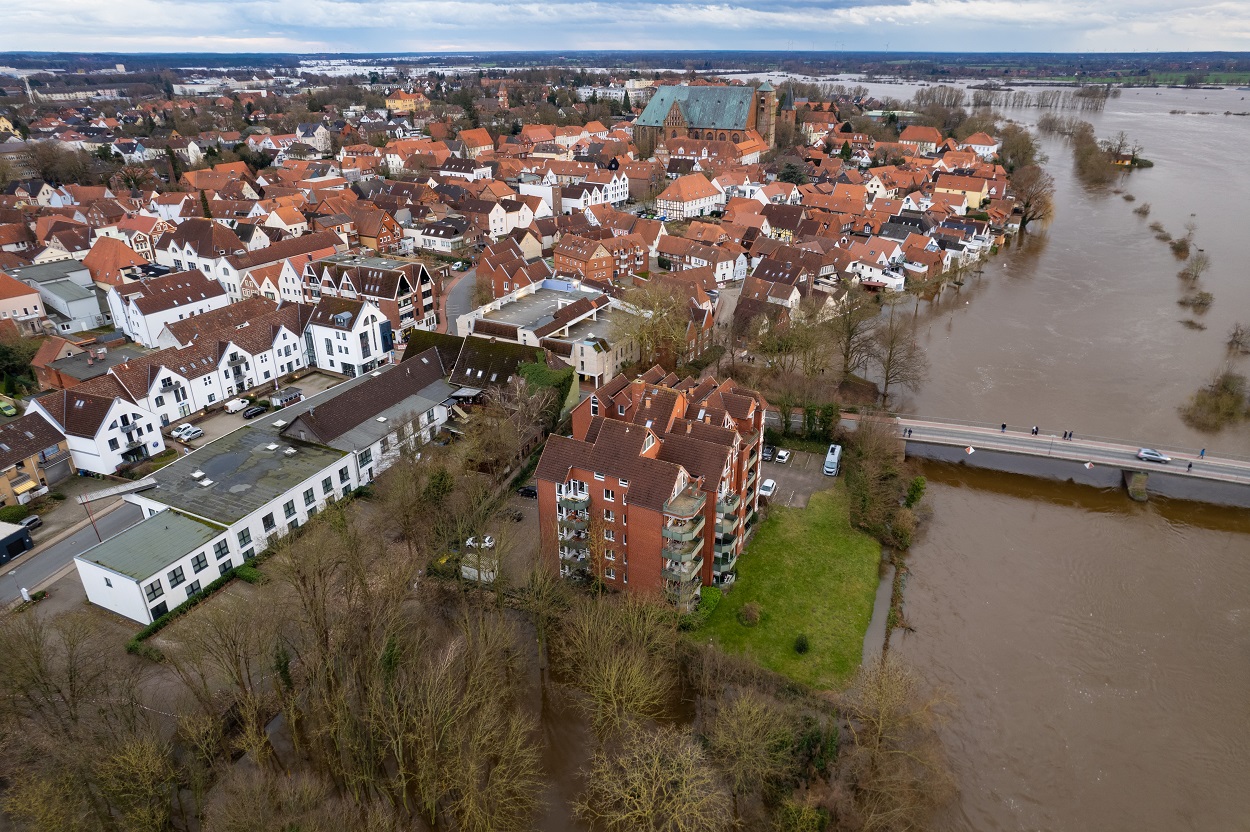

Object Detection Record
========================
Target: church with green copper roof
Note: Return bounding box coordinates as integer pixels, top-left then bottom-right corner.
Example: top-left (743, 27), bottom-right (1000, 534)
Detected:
top-left (634, 82), bottom-right (777, 155)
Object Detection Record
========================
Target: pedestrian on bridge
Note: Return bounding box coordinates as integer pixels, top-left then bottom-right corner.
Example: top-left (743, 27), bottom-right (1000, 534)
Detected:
top-left (1001, 423), bottom-right (1007, 433)
top-left (1187, 462), bottom-right (1193, 472)
top-left (1200, 448), bottom-right (1206, 459)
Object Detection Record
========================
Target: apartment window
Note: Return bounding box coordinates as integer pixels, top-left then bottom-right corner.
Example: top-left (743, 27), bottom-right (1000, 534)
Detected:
top-left (219, 561), bottom-right (233, 576)
top-left (167, 566), bottom-right (186, 588)
top-left (359, 448), bottom-right (373, 466)
top-left (604, 509), bottom-right (614, 523)
top-left (191, 553), bottom-right (208, 573)
top-left (618, 404), bottom-right (626, 415)
top-left (185, 580), bottom-right (202, 597)
top-left (590, 396), bottom-right (599, 416)
top-left (283, 500), bottom-right (296, 519)
top-left (104, 577), bottom-right (112, 588)
top-left (213, 540), bottom-right (230, 560)
top-left (304, 488), bottom-right (316, 506)
top-left (619, 478), bottom-right (629, 487)
top-left (605, 548), bottom-right (616, 561)
top-left (262, 513), bottom-right (276, 532)
top-left (144, 580), bottom-right (164, 602)
top-left (241, 548), bottom-right (254, 560)
top-left (155, 395), bottom-right (165, 407)
top-left (605, 567), bottom-right (616, 580)
top-left (322, 476), bottom-right (334, 495)
top-left (604, 529), bottom-right (615, 542)
top-left (339, 467), bottom-right (351, 484)
top-left (238, 528), bottom-right (252, 547)
top-left (108, 438), bottom-right (120, 451)
top-left (603, 489), bottom-right (614, 502)
top-left (594, 472), bottom-right (605, 481)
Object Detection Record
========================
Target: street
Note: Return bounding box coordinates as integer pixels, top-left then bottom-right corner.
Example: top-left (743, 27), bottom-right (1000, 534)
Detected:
top-left (443, 267), bottom-right (477, 333)
top-left (1, 502), bottom-right (145, 605)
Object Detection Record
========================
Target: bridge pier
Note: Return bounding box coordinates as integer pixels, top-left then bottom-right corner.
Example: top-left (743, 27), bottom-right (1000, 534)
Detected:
top-left (1123, 470), bottom-right (1149, 501)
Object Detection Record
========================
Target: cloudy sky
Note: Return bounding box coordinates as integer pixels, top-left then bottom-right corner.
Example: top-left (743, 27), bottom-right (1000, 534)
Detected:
top-left (5, 0), bottom-right (1249, 53)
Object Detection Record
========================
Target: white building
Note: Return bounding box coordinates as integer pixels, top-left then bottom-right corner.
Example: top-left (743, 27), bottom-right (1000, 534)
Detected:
top-left (106, 269), bottom-right (230, 348)
top-left (27, 383), bottom-right (166, 475)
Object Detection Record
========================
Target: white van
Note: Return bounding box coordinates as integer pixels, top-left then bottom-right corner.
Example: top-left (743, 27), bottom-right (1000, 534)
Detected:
top-left (224, 398), bottom-right (249, 414)
top-left (823, 444), bottom-right (842, 477)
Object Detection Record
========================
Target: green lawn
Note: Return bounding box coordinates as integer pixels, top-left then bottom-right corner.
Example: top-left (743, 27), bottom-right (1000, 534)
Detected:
top-left (702, 485), bottom-right (881, 690)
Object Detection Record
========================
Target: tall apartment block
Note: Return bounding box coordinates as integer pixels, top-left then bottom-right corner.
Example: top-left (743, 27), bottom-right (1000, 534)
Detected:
top-left (534, 366), bottom-right (768, 606)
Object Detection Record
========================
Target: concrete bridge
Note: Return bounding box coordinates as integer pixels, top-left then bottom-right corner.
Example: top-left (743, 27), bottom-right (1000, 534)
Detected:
top-left (896, 416), bottom-right (1250, 508)
top-left (762, 409), bottom-right (1250, 507)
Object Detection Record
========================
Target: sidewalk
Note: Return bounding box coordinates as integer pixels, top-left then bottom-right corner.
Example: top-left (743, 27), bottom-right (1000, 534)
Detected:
top-left (20, 475), bottom-right (126, 552)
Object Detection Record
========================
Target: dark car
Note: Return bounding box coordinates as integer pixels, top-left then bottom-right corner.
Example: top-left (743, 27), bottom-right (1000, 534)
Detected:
top-left (517, 485), bottom-right (538, 499)
top-left (242, 406), bottom-right (268, 420)
top-left (762, 445), bottom-right (776, 462)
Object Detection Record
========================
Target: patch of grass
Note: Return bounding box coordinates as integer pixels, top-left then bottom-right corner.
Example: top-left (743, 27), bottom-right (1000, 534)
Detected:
top-left (702, 485), bottom-right (880, 689)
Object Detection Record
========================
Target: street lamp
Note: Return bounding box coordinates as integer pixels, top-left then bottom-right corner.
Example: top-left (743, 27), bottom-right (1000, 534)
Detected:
top-left (1048, 434), bottom-right (1057, 456)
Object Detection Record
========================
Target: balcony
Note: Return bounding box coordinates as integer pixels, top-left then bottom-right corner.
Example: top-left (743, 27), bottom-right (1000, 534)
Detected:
top-left (714, 533), bottom-right (737, 555)
top-left (560, 547), bottom-right (589, 562)
top-left (716, 492), bottom-right (741, 515)
top-left (713, 551), bottom-right (739, 573)
top-left (38, 448), bottom-right (71, 466)
top-left (717, 514), bottom-right (742, 535)
top-left (740, 428), bottom-right (760, 448)
top-left (557, 492), bottom-right (590, 511)
top-left (558, 527), bottom-right (588, 542)
top-left (160, 378), bottom-right (182, 390)
top-left (124, 437), bottom-right (144, 451)
top-left (662, 514), bottom-right (705, 542)
top-left (558, 514), bottom-right (588, 532)
top-left (745, 469), bottom-right (757, 491)
top-left (663, 486), bottom-right (706, 519)
top-left (747, 448), bottom-right (759, 467)
top-left (663, 555), bottom-right (704, 584)
top-left (227, 356), bottom-right (248, 368)
top-left (662, 535), bottom-right (702, 563)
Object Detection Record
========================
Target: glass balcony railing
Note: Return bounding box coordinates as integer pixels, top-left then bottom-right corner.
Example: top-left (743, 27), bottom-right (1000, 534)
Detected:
top-left (663, 487), bottom-right (706, 519)
top-left (662, 535), bottom-right (702, 562)
top-left (663, 555), bottom-right (704, 584)
top-left (558, 514), bottom-right (588, 531)
top-left (662, 515), bottom-right (705, 541)
top-left (557, 492), bottom-right (590, 510)
top-left (713, 551), bottom-right (739, 573)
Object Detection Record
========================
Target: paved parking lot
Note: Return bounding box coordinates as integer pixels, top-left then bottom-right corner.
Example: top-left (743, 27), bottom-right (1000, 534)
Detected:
top-left (168, 371), bottom-right (346, 451)
top-left (759, 449), bottom-right (833, 508)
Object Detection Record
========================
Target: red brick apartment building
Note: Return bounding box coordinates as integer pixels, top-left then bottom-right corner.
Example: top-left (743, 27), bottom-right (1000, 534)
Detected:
top-left (535, 366), bottom-right (767, 607)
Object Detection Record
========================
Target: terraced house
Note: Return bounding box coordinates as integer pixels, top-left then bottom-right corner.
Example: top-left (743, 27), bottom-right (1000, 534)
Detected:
top-left (535, 367), bottom-right (768, 608)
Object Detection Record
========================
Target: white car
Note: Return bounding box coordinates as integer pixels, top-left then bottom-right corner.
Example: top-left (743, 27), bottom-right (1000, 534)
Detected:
top-left (759, 479), bottom-right (777, 499)
top-left (465, 535), bottom-right (495, 549)
top-left (775, 449), bottom-right (792, 464)
top-left (170, 423), bottom-right (201, 440)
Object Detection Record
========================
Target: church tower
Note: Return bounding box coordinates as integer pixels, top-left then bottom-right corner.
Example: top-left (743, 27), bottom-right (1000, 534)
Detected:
top-left (756, 81), bottom-right (778, 147)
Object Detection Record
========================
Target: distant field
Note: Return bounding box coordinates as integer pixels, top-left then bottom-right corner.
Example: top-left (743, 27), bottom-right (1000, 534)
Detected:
top-left (702, 485), bottom-right (881, 690)
top-left (1038, 73), bottom-right (1250, 85)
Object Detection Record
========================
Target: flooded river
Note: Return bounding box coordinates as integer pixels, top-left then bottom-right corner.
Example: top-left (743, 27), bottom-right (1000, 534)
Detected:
top-left (873, 82), bottom-right (1250, 832)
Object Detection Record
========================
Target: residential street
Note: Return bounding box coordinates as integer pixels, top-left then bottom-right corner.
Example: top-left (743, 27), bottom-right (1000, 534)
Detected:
top-left (1, 502), bottom-right (145, 605)
top-left (441, 267), bottom-right (477, 333)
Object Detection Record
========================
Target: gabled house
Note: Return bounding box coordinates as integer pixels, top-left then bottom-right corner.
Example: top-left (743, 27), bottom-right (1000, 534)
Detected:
top-left (28, 379), bottom-right (166, 475)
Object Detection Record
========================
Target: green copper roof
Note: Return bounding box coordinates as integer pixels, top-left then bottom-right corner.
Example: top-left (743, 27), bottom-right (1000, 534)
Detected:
top-left (757, 81), bottom-right (774, 92)
top-left (635, 86), bottom-right (755, 131)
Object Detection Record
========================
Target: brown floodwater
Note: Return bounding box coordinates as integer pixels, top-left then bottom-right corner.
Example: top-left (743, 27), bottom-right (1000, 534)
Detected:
top-left (840, 80), bottom-right (1250, 831)
top-left (895, 463), bottom-right (1250, 832)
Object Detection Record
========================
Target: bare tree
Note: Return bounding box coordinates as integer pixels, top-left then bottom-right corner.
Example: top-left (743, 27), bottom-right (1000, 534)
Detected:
top-left (1011, 164), bottom-right (1056, 230)
top-left (869, 304), bottom-right (929, 406)
top-left (835, 657), bottom-right (954, 832)
top-left (617, 279), bottom-right (692, 370)
top-left (574, 725), bottom-right (734, 832)
top-left (830, 285), bottom-right (878, 381)
top-left (705, 689), bottom-right (795, 820)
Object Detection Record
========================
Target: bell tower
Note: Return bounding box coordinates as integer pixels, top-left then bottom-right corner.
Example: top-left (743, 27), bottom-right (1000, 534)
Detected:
top-left (756, 81), bottom-right (777, 147)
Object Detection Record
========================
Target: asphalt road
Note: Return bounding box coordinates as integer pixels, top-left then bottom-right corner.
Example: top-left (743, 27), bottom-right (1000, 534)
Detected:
top-left (443, 267), bottom-right (477, 332)
top-left (1, 502), bottom-right (145, 605)
top-left (899, 419), bottom-right (1250, 484)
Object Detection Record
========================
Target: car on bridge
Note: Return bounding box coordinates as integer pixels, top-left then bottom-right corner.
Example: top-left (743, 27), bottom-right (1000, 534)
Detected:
top-left (1136, 448), bottom-right (1172, 464)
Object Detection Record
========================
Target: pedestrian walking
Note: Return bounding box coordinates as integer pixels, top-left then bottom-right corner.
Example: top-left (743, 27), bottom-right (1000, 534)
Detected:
top-left (1001, 423), bottom-right (1007, 433)
top-left (1187, 462), bottom-right (1193, 472)
top-left (1032, 426), bottom-right (1038, 436)
top-left (1062, 431), bottom-right (1068, 440)
top-left (1200, 448), bottom-right (1206, 459)
top-left (1068, 431), bottom-right (1075, 441)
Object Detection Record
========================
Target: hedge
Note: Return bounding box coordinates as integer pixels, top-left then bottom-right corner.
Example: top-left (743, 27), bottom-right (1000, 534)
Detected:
top-left (125, 566), bottom-right (238, 660)
top-left (0, 505), bottom-right (30, 523)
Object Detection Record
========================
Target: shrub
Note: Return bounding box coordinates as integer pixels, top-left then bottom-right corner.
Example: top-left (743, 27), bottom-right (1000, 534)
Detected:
top-left (1133, 202), bottom-right (1152, 217)
top-left (235, 564), bottom-right (266, 584)
top-left (1169, 238), bottom-right (1191, 259)
top-left (794, 633), bottom-right (810, 654)
top-left (257, 399), bottom-right (271, 408)
top-left (905, 476), bottom-right (927, 508)
top-left (1180, 370), bottom-right (1249, 432)
top-left (0, 505), bottom-right (29, 523)
top-left (738, 601), bottom-right (761, 627)
top-left (48, 492), bottom-right (66, 501)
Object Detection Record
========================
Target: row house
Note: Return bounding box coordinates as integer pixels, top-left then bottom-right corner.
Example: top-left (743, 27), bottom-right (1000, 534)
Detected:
top-left (305, 252), bottom-right (437, 333)
top-left (0, 415), bottom-right (74, 508)
top-left (206, 230), bottom-right (343, 302)
top-left (553, 235), bottom-right (614, 285)
top-left (656, 236), bottom-right (746, 285)
top-left (106, 269), bottom-right (230, 348)
top-left (535, 368), bottom-right (768, 605)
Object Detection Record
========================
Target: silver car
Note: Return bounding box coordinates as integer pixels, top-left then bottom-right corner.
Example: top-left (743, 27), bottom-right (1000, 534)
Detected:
top-left (1136, 448), bottom-right (1171, 464)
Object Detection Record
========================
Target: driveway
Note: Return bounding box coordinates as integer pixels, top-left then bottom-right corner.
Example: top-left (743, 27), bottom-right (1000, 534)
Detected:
top-left (441, 267), bottom-right (477, 334)
top-left (759, 450), bottom-right (831, 508)
top-left (168, 371), bottom-right (345, 450)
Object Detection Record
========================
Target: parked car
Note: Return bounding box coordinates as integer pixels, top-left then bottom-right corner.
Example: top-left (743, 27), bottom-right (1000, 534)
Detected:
top-left (775, 449), bottom-right (792, 464)
top-left (19, 514), bottom-right (42, 531)
top-left (759, 479), bottom-right (777, 499)
top-left (465, 535), bottom-right (496, 549)
top-left (0, 401), bottom-right (16, 417)
top-left (452, 260), bottom-right (468, 271)
top-left (517, 485), bottom-right (538, 499)
top-left (170, 424), bottom-right (198, 439)
top-left (762, 445), bottom-right (776, 462)
top-left (224, 398), bottom-right (249, 414)
top-left (1136, 448), bottom-right (1171, 464)
top-left (242, 406), bottom-right (268, 420)
top-left (177, 426), bottom-right (204, 441)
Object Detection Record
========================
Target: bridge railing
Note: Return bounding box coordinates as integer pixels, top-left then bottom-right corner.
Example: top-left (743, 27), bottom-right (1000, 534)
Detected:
top-left (888, 413), bottom-right (1250, 465)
